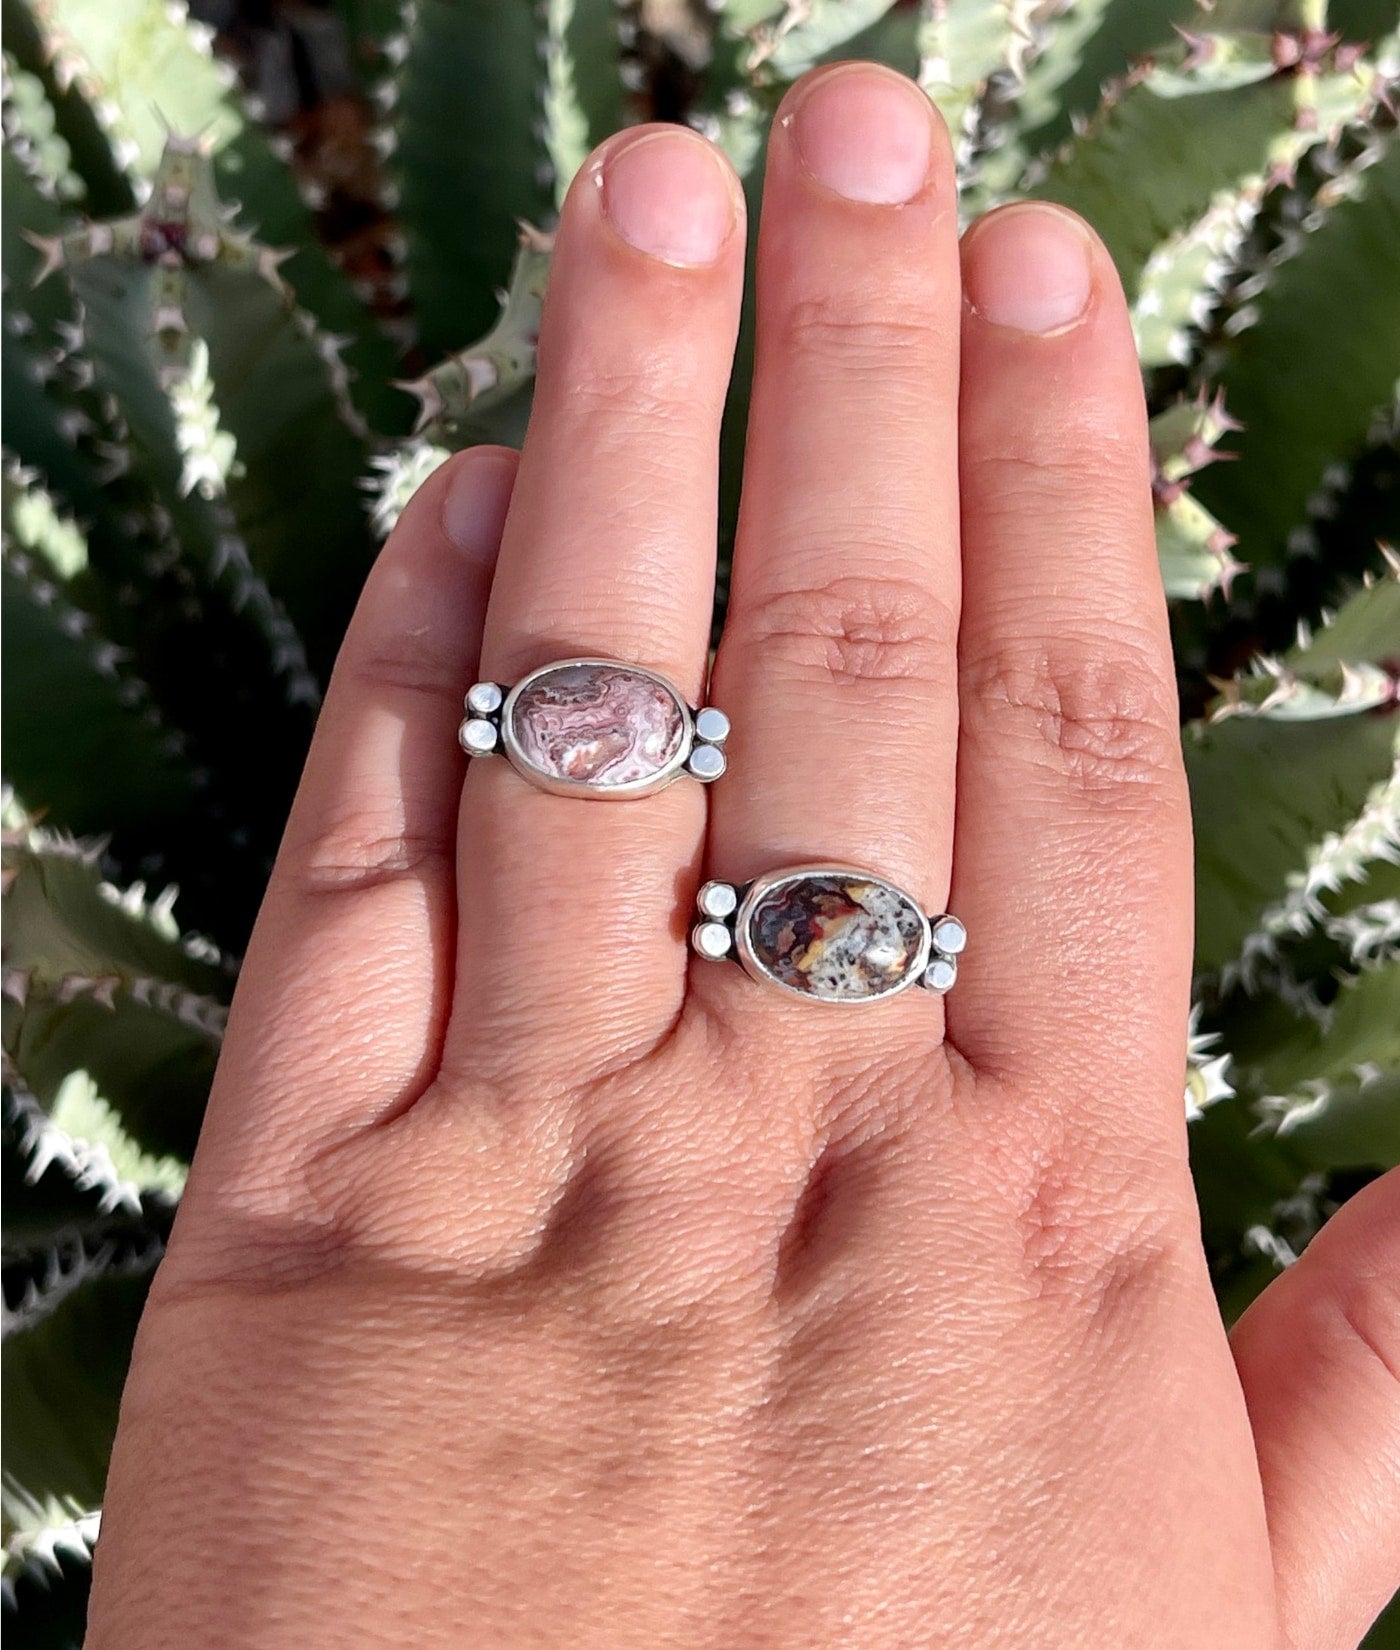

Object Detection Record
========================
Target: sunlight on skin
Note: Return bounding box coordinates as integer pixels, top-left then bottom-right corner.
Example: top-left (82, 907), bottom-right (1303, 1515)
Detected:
top-left (87, 63), bottom-right (1400, 1650)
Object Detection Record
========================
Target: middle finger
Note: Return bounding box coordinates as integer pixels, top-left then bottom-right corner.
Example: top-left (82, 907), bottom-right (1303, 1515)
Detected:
top-left (707, 64), bottom-right (962, 1015)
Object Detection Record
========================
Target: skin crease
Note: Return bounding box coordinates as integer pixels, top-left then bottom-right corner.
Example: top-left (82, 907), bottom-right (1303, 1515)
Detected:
top-left (85, 63), bottom-right (1400, 1650)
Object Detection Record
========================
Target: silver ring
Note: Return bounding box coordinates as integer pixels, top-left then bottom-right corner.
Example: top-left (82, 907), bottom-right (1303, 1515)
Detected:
top-left (459, 657), bottom-right (729, 799)
top-left (690, 864), bottom-right (965, 1004)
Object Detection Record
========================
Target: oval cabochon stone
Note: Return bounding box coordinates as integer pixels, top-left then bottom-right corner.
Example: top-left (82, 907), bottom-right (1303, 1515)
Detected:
top-left (742, 872), bottom-right (928, 1002)
top-left (509, 662), bottom-right (686, 788)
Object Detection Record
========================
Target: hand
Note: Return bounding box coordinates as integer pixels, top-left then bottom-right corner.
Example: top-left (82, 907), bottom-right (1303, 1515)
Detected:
top-left (86, 63), bottom-right (1400, 1649)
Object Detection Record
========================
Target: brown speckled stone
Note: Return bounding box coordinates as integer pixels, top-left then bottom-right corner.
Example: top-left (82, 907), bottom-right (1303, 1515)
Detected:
top-left (743, 873), bottom-right (927, 1002)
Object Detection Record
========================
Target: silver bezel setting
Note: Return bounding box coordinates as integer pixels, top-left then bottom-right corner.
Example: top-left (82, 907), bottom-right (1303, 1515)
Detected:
top-left (459, 658), bottom-right (729, 800)
top-left (691, 862), bottom-right (964, 1004)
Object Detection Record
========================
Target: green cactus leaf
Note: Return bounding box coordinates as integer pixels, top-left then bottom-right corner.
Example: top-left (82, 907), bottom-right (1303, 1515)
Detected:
top-left (2, 476), bottom-right (195, 837)
top-left (541, 0), bottom-right (624, 202)
top-left (1, 1258), bottom-right (156, 1514)
top-left (731, 0), bottom-right (912, 84)
top-left (3, 53), bottom-right (85, 202)
top-left (970, 0), bottom-right (1200, 203)
top-left (179, 262), bottom-right (374, 680)
top-left (1155, 490), bottom-right (1246, 601)
top-left (403, 225), bottom-right (552, 449)
top-left (1296, 561), bottom-right (1400, 662)
top-left (396, 0), bottom-right (619, 355)
top-left (65, 254), bottom-right (323, 706)
top-left (1, 818), bottom-right (227, 1158)
top-left (0, 334), bottom-right (109, 532)
top-left (1150, 393), bottom-right (1248, 598)
top-left (34, 0), bottom-right (401, 429)
top-left (3, 1075), bottom-right (181, 1255)
top-left (395, 0), bottom-right (550, 351)
top-left (1331, 0), bottom-right (1400, 36)
top-left (20, 244), bottom-right (323, 946)
top-left (1, 1500), bottom-right (96, 1645)
top-left (1033, 42), bottom-right (1378, 298)
top-left (2, 0), bottom-right (131, 215)
top-left (1195, 133), bottom-right (1400, 575)
top-left (1133, 189), bottom-right (1257, 368)
top-left (1, 145), bottom-right (80, 347)
top-left (1189, 714), bottom-right (1398, 974)
top-left (1189, 566), bottom-right (1400, 974)
top-left (1010, 0), bottom-right (1190, 146)
top-left (0, 154), bottom-right (121, 523)
top-left (1230, 963), bottom-right (1400, 1169)
top-left (1188, 1081), bottom-right (1312, 1266)
top-left (918, 0), bottom-right (1036, 148)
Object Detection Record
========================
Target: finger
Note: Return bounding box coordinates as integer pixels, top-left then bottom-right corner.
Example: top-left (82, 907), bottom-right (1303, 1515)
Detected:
top-left (444, 127), bottom-right (745, 1086)
top-left (1232, 1171), bottom-right (1400, 1650)
top-left (948, 203), bottom-right (1192, 1125)
top-left (189, 449), bottom-right (515, 1198)
top-left (706, 65), bottom-right (962, 974)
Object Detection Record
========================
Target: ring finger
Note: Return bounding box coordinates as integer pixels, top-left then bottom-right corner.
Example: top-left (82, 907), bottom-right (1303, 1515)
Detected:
top-left (443, 127), bottom-right (746, 1088)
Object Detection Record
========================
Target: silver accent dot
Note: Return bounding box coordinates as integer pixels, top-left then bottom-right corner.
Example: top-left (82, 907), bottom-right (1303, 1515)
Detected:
top-left (687, 743), bottom-right (726, 781)
top-left (694, 706), bottom-right (731, 744)
top-left (923, 956), bottom-right (957, 993)
top-left (692, 921), bottom-right (732, 960)
top-left (697, 881), bottom-right (738, 919)
top-left (459, 717), bottom-right (499, 755)
top-left (931, 917), bottom-right (967, 955)
top-left (465, 681), bottom-right (503, 716)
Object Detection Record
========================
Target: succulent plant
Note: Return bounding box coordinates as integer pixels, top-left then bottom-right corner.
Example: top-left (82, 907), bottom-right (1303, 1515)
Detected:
top-left (2, 0), bottom-right (1398, 1640)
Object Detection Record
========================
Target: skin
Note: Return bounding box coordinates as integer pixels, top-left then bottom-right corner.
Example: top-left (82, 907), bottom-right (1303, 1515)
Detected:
top-left (86, 64), bottom-right (1400, 1649)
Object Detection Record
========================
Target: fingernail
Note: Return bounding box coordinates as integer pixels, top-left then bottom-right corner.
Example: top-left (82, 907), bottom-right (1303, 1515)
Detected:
top-left (441, 451), bottom-right (514, 564)
top-left (963, 204), bottom-right (1094, 334)
top-left (600, 129), bottom-right (735, 266)
top-left (787, 66), bottom-right (932, 205)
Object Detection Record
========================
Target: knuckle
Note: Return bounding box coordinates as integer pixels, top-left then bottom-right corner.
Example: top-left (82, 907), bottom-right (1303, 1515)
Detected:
top-left (1015, 1143), bottom-right (1183, 1328)
top-left (342, 636), bottom-right (462, 702)
top-left (778, 295), bottom-right (943, 375)
top-left (559, 347), bottom-right (711, 434)
top-left (963, 636), bottom-right (1182, 800)
top-left (738, 573), bottom-right (958, 694)
top-left (1312, 1256), bottom-right (1400, 1389)
top-left (284, 800), bottom-right (450, 899)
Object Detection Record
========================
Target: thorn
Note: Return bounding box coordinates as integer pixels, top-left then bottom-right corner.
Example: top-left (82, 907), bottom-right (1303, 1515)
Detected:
top-left (515, 221), bottom-right (555, 256)
top-left (1173, 26), bottom-right (1215, 73)
top-left (1207, 386), bottom-right (1244, 436)
top-left (394, 375), bottom-right (445, 434)
top-left (22, 231), bottom-right (66, 287)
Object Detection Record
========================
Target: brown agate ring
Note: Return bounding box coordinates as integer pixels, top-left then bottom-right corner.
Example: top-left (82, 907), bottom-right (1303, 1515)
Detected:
top-left (690, 866), bottom-right (966, 1004)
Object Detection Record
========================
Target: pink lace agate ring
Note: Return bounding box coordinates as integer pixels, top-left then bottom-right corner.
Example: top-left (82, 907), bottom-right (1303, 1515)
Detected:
top-left (458, 658), bottom-right (730, 800)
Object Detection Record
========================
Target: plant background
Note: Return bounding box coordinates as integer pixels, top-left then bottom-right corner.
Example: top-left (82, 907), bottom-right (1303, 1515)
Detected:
top-left (2, 0), bottom-right (1398, 1643)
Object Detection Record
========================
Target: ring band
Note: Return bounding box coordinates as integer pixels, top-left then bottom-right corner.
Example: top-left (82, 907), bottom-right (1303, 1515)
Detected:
top-left (459, 658), bottom-right (729, 799)
top-left (690, 864), bottom-right (965, 1003)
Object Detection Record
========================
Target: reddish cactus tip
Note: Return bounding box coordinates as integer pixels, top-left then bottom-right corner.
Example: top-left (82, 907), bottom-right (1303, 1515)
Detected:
top-left (514, 220), bottom-right (556, 255)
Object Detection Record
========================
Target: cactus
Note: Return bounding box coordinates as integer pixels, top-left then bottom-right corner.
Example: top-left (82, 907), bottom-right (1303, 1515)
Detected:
top-left (2, 1), bottom-right (1399, 1640)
